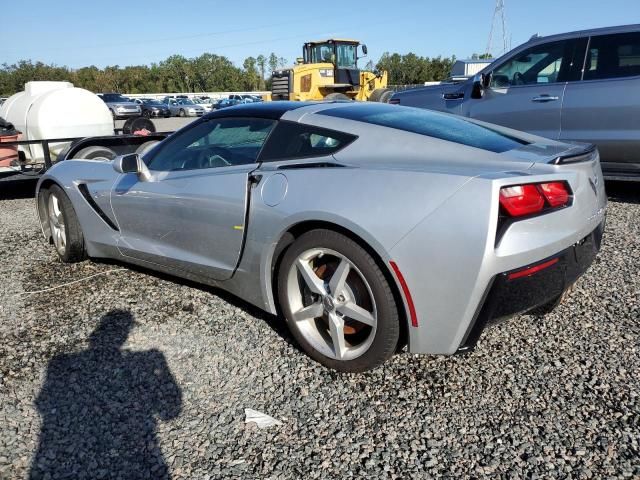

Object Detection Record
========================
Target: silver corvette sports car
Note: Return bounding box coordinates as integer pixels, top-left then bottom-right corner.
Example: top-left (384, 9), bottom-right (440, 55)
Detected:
top-left (36, 102), bottom-right (607, 372)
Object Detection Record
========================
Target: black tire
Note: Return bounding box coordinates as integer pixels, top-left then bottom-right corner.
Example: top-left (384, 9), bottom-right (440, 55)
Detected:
top-left (379, 89), bottom-right (395, 103)
top-left (42, 184), bottom-right (87, 263)
top-left (368, 88), bottom-right (393, 102)
top-left (323, 92), bottom-right (351, 101)
top-left (277, 229), bottom-right (400, 372)
top-left (179, 109), bottom-right (186, 117)
top-left (143, 110), bottom-right (151, 118)
top-left (122, 116), bottom-right (156, 135)
top-left (74, 146), bottom-right (117, 160)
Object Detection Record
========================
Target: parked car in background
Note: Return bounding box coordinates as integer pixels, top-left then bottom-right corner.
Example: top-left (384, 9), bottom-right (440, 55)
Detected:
top-left (213, 98), bottom-right (239, 110)
top-left (191, 97), bottom-right (214, 113)
top-left (391, 24), bottom-right (640, 181)
top-left (228, 94), bottom-right (260, 104)
top-left (132, 98), bottom-right (171, 118)
top-left (162, 97), bottom-right (205, 117)
top-left (36, 101), bottom-right (605, 371)
top-left (97, 93), bottom-right (141, 119)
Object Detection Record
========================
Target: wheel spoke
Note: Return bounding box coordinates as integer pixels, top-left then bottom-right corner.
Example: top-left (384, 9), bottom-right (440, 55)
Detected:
top-left (337, 302), bottom-right (375, 327)
top-left (48, 200), bottom-right (58, 228)
top-left (292, 302), bottom-right (323, 322)
top-left (328, 312), bottom-right (346, 360)
top-left (58, 225), bottom-right (66, 247)
top-left (328, 258), bottom-right (350, 296)
top-left (296, 259), bottom-right (326, 295)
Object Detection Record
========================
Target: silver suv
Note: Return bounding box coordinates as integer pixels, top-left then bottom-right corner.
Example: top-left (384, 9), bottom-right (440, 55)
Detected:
top-left (391, 24), bottom-right (640, 181)
top-left (97, 93), bottom-right (141, 120)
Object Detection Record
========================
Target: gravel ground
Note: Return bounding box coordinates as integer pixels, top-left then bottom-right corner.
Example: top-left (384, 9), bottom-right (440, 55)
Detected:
top-left (0, 180), bottom-right (638, 479)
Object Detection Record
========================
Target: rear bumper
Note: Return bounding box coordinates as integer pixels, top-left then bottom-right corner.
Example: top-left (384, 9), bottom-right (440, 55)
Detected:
top-left (457, 220), bottom-right (605, 352)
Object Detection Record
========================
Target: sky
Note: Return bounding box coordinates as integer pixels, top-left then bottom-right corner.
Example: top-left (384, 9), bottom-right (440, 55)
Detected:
top-left (1, 0), bottom-right (639, 69)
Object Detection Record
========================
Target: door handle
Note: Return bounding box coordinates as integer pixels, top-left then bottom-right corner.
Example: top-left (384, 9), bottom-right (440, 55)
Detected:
top-left (532, 95), bottom-right (559, 103)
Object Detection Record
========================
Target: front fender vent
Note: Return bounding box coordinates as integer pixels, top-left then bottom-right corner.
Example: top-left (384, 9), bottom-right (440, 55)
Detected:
top-left (78, 183), bottom-right (119, 231)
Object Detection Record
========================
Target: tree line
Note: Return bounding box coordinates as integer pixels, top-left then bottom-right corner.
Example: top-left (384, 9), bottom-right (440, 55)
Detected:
top-left (0, 51), bottom-right (459, 97)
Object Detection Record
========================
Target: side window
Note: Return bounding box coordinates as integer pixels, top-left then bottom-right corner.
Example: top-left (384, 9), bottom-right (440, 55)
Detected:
top-left (584, 32), bottom-right (640, 80)
top-left (146, 117), bottom-right (275, 171)
top-left (258, 121), bottom-right (356, 161)
top-left (490, 39), bottom-right (586, 87)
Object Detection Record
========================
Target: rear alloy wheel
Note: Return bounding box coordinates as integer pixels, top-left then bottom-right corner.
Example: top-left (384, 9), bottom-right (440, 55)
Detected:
top-left (44, 185), bottom-right (87, 263)
top-left (179, 109), bottom-right (186, 117)
top-left (278, 229), bottom-right (399, 372)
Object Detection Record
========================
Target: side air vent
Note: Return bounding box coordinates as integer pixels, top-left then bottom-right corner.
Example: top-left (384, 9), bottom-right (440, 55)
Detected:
top-left (77, 183), bottom-right (119, 231)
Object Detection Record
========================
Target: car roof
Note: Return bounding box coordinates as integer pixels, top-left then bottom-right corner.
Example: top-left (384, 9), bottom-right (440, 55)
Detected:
top-left (526, 23), bottom-right (640, 45)
top-left (205, 101), bottom-right (320, 120)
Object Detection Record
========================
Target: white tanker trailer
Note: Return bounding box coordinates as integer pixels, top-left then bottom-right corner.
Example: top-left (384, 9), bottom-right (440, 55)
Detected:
top-left (0, 81), bottom-right (169, 180)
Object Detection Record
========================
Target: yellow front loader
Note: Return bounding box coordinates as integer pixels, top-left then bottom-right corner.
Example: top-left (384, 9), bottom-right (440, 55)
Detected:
top-left (270, 39), bottom-right (393, 102)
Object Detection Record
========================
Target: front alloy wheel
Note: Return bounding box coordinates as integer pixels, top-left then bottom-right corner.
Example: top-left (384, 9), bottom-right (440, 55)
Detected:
top-left (42, 185), bottom-right (87, 263)
top-left (48, 192), bottom-right (67, 256)
top-left (278, 230), bottom-right (399, 372)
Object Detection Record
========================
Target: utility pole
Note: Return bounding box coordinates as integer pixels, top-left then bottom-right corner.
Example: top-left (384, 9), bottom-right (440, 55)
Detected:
top-left (486, 0), bottom-right (509, 57)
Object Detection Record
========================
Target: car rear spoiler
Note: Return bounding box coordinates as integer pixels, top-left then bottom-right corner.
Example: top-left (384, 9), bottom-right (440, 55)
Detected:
top-left (548, 144), bottom-right (597, 165)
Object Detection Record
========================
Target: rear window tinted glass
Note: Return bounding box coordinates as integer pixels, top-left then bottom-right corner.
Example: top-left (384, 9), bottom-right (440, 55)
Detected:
top-left (584, 32), bottom-right (640, 80)
top-left (259, 121), bottom-right (356, 161)
top-left (318, 104), bottom-right (527, 153)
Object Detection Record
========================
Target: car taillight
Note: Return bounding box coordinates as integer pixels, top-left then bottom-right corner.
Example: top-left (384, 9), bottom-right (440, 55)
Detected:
top-left (499, 181), bottom-right (571, 218)
top-left (538, 182), bottom-right (570, 207)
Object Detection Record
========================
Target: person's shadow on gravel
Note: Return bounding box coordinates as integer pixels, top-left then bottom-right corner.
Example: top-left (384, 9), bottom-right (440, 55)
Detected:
top-left (29, 309), bottom-right (182, 480)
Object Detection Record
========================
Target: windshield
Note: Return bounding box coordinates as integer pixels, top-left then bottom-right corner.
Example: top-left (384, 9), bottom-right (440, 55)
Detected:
top-left (101, 94), bottom-right (129, 102)
top-left (178, 99), bottom-right (195, 105)
top-left (142, 99), bottom-right (163, 105)
top-left (310, 43), bottom-right (334, 63)
top-left (318, 103), bottom-right (528, 153)
top-left (336, 44), bottom-right (357, 69)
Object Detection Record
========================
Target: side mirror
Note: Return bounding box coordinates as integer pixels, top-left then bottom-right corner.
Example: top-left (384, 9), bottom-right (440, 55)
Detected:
top-left (361, 44), bottom-right (368, 56)
top-left (113, 153), bottom-right (151, 181)
top-left (471, 72), bottom-right (491, 99)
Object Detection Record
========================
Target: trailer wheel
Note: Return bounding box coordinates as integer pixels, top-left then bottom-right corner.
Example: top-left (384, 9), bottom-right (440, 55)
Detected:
top-left (122, 116), bottom-right (156, 135)
top-left (74, 146), bottom-right (117, 161)
top-left (136, 140), bottom-right (161, 156)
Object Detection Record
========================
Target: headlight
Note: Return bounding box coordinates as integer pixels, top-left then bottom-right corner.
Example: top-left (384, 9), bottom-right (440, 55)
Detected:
top-left (116, 106), bottom-right (125, 111)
